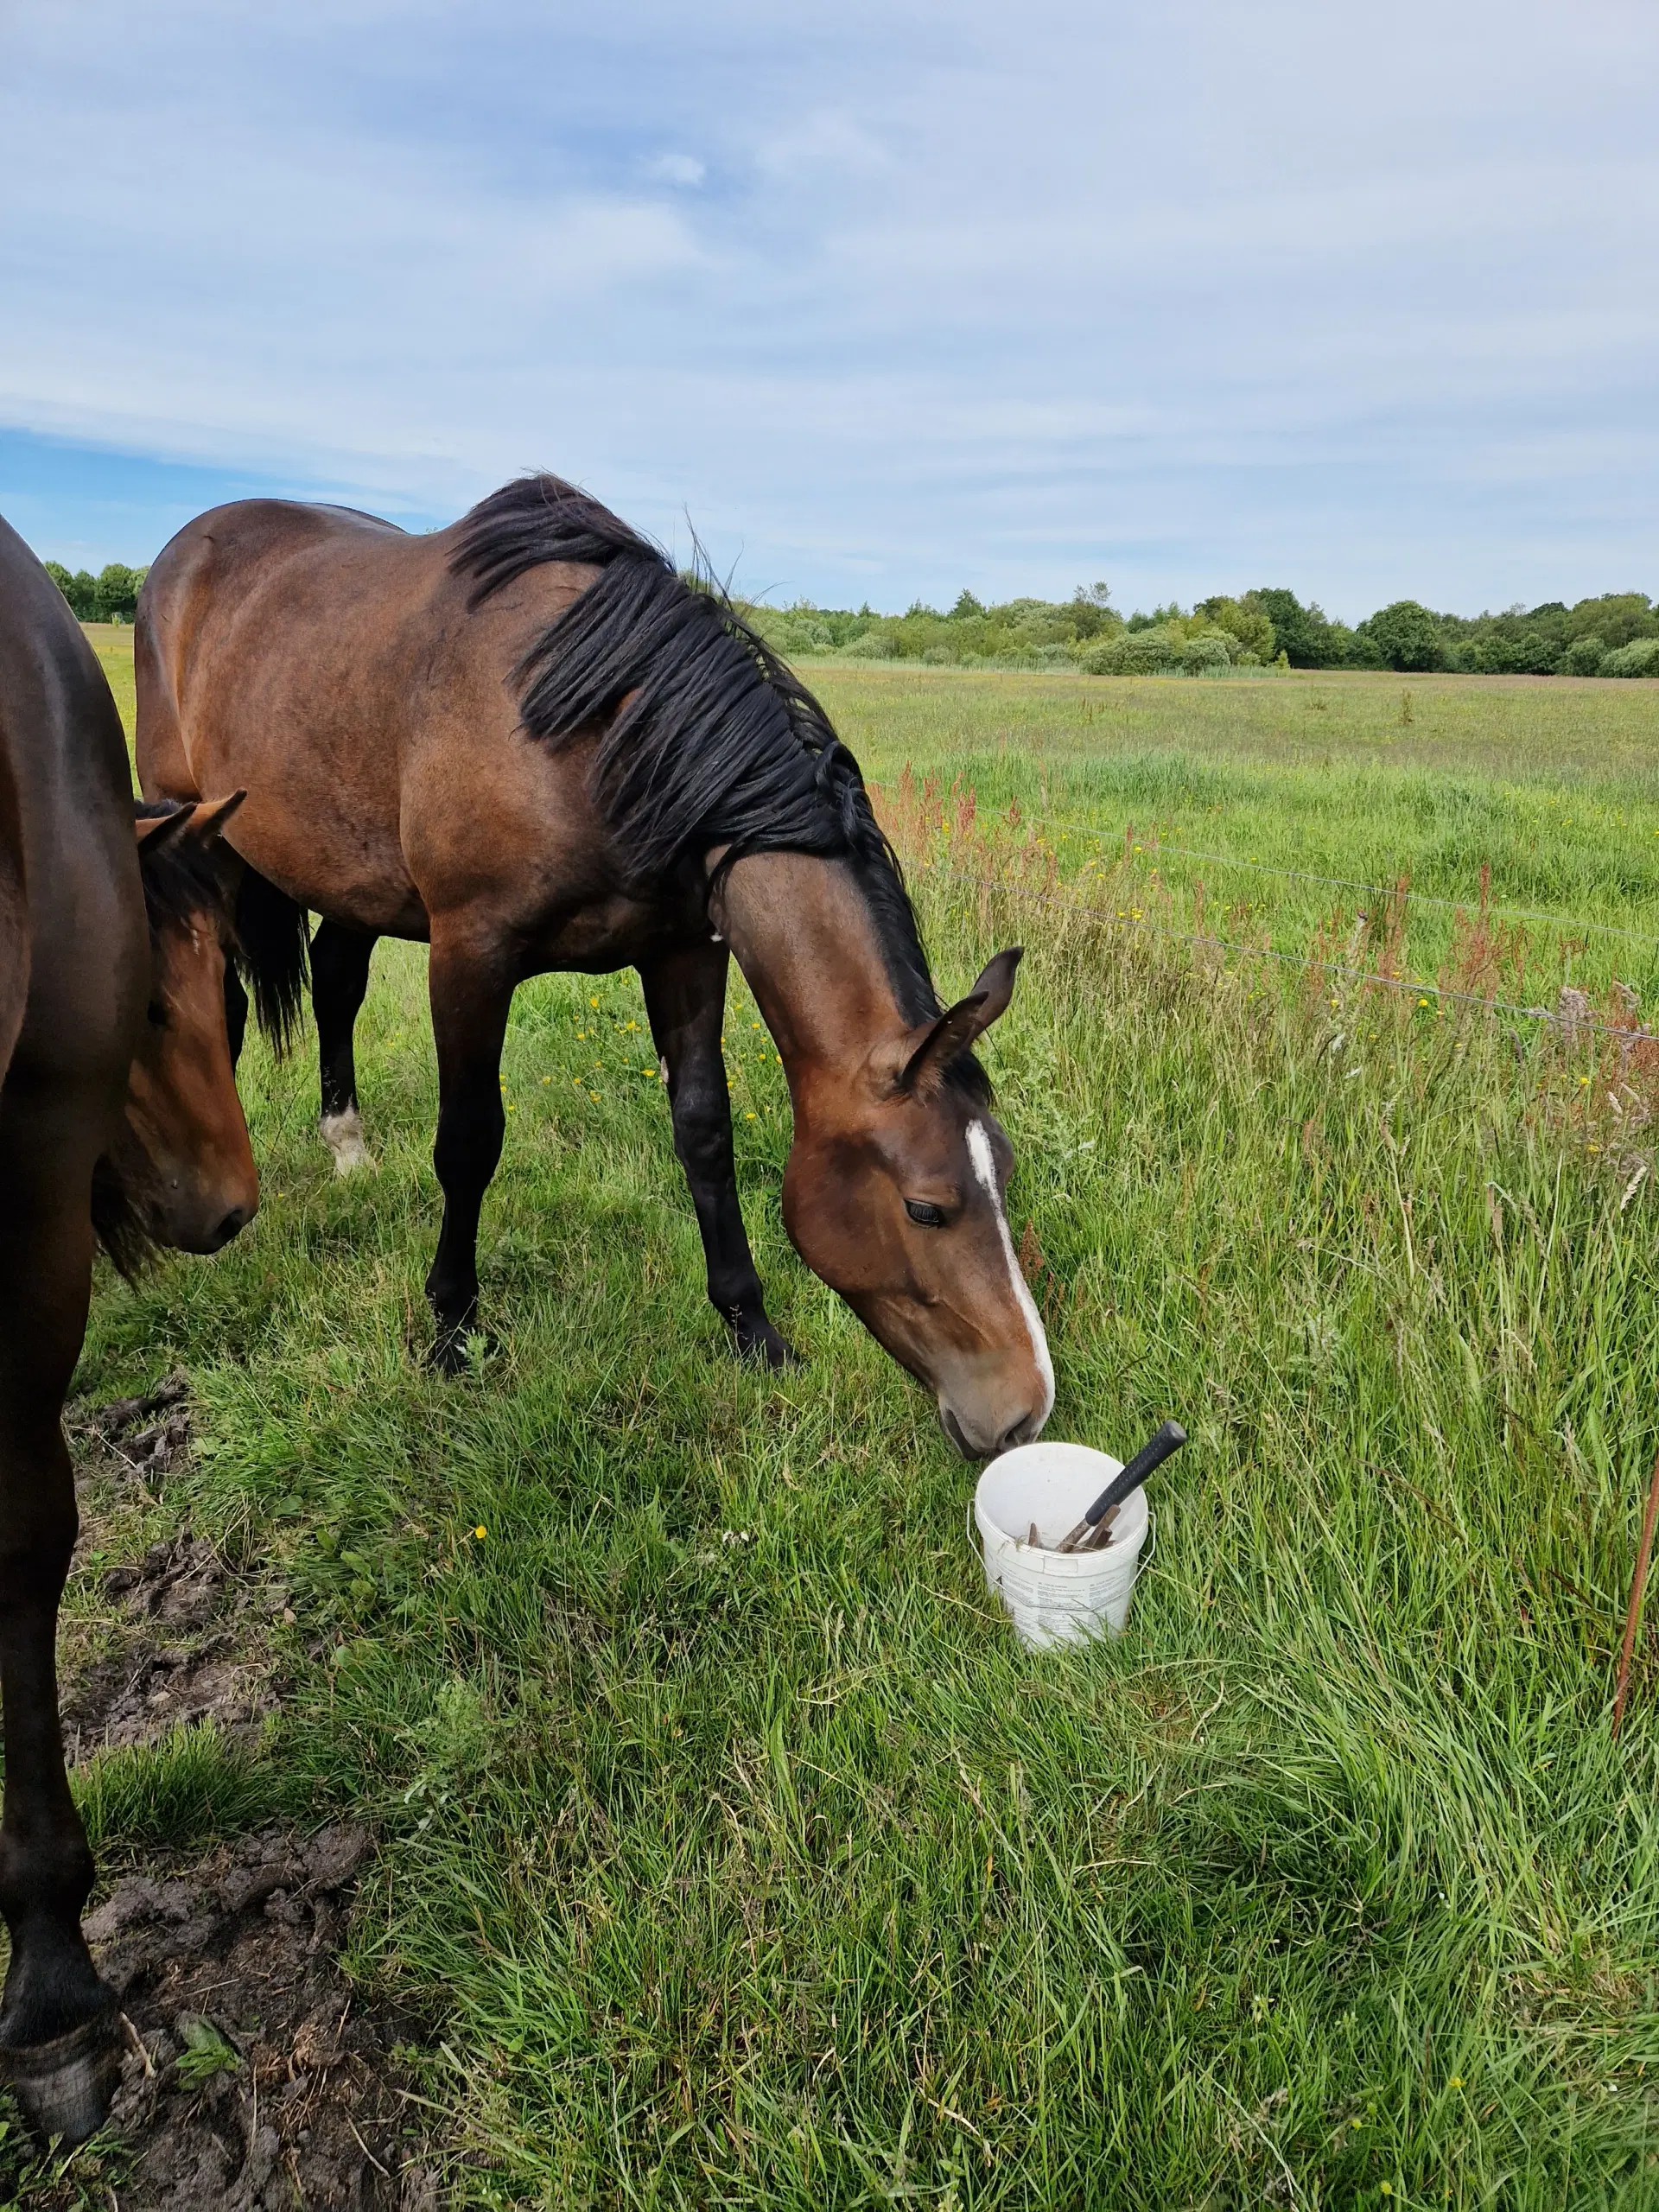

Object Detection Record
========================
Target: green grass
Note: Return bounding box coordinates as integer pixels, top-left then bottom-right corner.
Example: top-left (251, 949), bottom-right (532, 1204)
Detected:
top-left (23, 649), bottom-right (1659, 2203)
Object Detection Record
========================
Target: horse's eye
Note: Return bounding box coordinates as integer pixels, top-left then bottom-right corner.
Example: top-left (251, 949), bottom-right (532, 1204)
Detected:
top-left (146, 999), bottom-right (168, 1029)
top-left (905, 1199), bottom-right (946, 1228)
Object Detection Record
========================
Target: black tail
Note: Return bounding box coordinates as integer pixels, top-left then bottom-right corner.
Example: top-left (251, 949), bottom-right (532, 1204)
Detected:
top-left (232, 867), bottom-right (309, 1055)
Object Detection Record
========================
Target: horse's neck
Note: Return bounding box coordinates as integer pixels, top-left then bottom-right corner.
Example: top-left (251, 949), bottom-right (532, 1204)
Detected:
top-left (716, 853), bottom-right (905, 1097)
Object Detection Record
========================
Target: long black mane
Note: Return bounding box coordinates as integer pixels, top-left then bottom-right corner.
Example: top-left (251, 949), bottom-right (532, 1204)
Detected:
top-left (451, 475), bottom-right (984, 1089)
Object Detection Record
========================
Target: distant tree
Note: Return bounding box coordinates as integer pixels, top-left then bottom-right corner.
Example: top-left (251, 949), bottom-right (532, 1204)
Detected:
top-left (1248, 588), bottom-right (1342, 667)
top-left (1068, 584), bottom-right (1119, 640)
top-left (1198, 594), bottom-right (1275, 662)
top-left (1363, 600), bottom-right (1445, 672)
top-left (93, 563), bottom-right (144, 621)
top-left (950, 590), bottom-right (984, 620)
top-left (1566, 593), bottom-right (1654, 651)
top-left (43, 562), bottom-right (99, 619)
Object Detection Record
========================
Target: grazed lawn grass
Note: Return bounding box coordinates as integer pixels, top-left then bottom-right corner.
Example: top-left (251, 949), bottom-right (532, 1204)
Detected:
top-left (7, 647), bottom-right (1659, 2205)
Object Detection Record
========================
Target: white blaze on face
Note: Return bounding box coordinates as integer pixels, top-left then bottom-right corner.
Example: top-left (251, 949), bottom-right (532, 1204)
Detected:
top-left (965, 1119), bottom-right (1055, 1423)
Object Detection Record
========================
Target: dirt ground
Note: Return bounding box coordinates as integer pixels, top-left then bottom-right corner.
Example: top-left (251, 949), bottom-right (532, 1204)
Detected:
top-left (0, 1375), bottom-right (443, 2209)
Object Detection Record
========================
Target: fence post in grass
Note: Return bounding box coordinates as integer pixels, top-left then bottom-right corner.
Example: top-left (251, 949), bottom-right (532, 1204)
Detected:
top-left (1611, 1447), bottom-right (1659, 1738)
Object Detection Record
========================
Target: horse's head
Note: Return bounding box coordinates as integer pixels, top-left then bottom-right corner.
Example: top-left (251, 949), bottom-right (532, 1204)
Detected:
top-left (99, 796), bottom-right (259, 1263)
top-left (782, 947), bottom-right (1052, 1459)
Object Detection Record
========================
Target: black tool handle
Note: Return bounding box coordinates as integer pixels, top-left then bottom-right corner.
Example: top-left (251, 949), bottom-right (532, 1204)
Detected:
top-left (1084, 1419), bottom-right (1186, 1525)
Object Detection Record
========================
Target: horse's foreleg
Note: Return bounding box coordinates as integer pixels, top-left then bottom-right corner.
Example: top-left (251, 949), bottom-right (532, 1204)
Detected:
top-left (312, 920), bottom-right (378, 1173)
top-left (424, 928), bottom-right (514, 1371)
top-left (0, 1116), bottom-right (121, 2143)
top-left (640, 942), bottom-right (798, 1369)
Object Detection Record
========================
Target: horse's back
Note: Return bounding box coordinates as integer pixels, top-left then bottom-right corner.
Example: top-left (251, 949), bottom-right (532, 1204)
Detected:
top-left (136, 495), bottom-right (605, 941)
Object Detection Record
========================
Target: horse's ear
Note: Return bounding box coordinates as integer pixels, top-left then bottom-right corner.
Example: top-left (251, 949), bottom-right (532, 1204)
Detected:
top-left (181, 791), bottom-right (247, 845)
top-left (896, 947), bottom-right (1023, 1100)
top-left (134, 802), bottom-right (198, 854)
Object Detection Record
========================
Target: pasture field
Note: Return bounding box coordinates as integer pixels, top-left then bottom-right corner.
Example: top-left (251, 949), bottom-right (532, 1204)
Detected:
top-left (6, 648), bottom-right (1659, 2205)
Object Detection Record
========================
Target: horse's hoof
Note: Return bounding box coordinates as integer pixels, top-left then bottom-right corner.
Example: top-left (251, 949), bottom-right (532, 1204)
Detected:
top-left (320, 1106), bottom-right (373, 1175)
top-left (425, 1330), bottom-right (469, 1376)
top-left (0, 2006), bottom-right (122, 2144)
top-left (734, 1318), bottom-right (801, 1370)
top-left (425, 1321), bottom-right (494, 1375)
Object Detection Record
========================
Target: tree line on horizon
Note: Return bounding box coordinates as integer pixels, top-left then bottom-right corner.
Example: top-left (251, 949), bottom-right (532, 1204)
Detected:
top-left (744, 583), bottom-right (1659, 678)
top-left (43, 560), bottom-right (146, 622)
top-left (38, 556), bottom-right (1659, 678)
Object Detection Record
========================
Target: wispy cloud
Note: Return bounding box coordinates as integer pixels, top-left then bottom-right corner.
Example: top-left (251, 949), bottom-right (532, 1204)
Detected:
top-left (1, 0), bottom-right (1656, 612)
top-left (644, 152), bottom-right (706, 188)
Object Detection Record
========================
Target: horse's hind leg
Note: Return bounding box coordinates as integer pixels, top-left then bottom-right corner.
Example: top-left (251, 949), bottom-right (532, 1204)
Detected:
top-left (0, 1111), bottom-right (121, 2142)
top-left (423, 925), bottom-right (514, 1370)
top-left (313, 920), bottom-right (378, 1173)
top-left (640, 942), bottom-right (797, 1369)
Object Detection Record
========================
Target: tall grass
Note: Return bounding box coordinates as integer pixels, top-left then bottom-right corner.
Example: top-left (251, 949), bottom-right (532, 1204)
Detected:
top-left (18, 645), bottom-right (1659, 2205)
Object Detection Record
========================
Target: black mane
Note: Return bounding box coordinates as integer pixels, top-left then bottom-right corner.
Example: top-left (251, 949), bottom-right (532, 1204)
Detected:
top-left (136, 800), bottom-right (310, 1052)
top-left (450, 475), bottom-right (987, 1095)
top-left (134, 800), bottom-right (235, 941)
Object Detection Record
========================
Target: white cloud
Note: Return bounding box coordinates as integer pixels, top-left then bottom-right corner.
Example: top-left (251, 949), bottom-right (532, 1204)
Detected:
top-left (1, 0), bottom-right (1656, 608)
top-left (644, 152), bottom-right (706, 188)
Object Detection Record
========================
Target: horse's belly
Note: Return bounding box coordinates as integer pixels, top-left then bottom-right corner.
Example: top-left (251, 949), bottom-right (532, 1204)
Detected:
top-left (522, 893), bottom-right (702, 976)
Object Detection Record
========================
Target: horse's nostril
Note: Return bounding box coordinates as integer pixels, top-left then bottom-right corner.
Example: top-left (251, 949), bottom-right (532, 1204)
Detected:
top-left (210, 1205), bottom-right (251, 1249)
top-left (996, 1411), bottom-right (1040, 1458)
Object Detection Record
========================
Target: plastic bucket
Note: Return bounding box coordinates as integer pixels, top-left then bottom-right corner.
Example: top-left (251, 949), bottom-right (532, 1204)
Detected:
top-left (974, 1441), bottom-right (1152, 1649)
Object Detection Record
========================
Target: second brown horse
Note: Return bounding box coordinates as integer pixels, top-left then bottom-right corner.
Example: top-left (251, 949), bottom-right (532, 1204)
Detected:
top-left (136, 478), bottom-right (1052, 1456)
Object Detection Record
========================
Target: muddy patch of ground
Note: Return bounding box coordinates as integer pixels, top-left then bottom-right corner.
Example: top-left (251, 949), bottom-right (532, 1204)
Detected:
top-left (60, 1372), bottom-right (286, 1758)
top-left (5, 1826), bottom-right (437, 2209)
top-left (0, 1375), bottom-right (447, 2204)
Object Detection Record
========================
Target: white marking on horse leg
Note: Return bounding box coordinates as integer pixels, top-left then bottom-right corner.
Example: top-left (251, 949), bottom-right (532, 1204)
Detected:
top-left (320, 1105), bottom-right (372, 1175)
top-left (966, 1118), bottom-right (1055, 1425)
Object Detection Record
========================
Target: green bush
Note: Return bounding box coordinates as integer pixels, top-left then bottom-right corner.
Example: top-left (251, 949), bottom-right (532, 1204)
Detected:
top-left (1558, 634), bottom-right (1606, 677)
top-left (1197, 594), bottom-right (1275, 661)
top-left (1179, 632), bottom-right (1233, 675)
top-left (839, 628), bottom-right (898, 660)
top-left (1082, 626), bottom-right (1181, 675)
top-left (1602, 637), bottom-right (1659, 677)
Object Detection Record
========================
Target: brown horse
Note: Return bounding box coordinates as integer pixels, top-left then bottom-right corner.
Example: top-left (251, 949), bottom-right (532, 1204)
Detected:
top-left (0, 512), bottom-right (257, 2144)
top-left (137, 477), bottom-right (1052, 1455)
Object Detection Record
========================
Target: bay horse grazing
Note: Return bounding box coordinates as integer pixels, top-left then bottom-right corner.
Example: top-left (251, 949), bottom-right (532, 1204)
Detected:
top-left (137, 477), bottom-right (1052, 1454)
top-left (0, 513), bottom-right (257, 2143)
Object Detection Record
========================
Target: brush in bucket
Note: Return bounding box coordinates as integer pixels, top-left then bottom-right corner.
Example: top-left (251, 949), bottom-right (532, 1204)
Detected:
top-left (974, 1422), bottom-right (1185, 1649)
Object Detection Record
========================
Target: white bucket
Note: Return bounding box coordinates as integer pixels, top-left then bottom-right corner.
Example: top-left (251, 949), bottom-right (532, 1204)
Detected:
top-left (974, 1441), bottom-right (1152, 1649)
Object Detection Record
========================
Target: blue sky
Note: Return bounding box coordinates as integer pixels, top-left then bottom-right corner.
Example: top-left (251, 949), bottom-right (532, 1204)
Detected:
top-left (2, 0), bottom-right (1654, 617)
